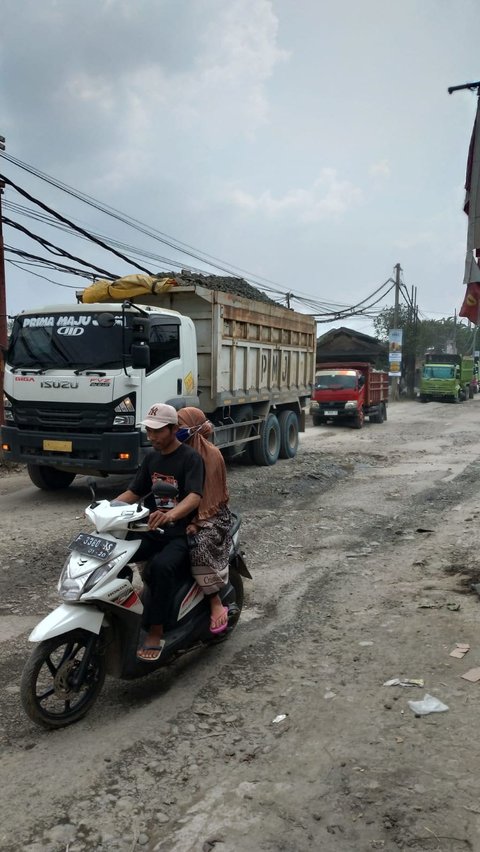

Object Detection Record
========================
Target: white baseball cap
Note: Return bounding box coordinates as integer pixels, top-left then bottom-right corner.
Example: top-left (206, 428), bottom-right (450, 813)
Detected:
top-left (140, 403), bottom-right (178, 429)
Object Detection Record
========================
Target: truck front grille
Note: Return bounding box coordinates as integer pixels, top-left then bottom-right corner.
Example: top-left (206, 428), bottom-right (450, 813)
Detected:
top-left (13, 402), bottom-right (113, 433)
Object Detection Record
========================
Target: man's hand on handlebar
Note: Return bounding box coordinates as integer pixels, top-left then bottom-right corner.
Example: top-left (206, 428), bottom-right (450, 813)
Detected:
top-left (148, 509), bottom-right (177, 530)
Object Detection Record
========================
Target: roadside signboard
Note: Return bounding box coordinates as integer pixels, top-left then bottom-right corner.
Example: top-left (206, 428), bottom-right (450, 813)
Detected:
top-left (388, 329), bottom-right (403, 377)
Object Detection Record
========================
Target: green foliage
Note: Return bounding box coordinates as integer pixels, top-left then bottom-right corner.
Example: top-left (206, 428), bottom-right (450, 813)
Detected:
top-left (373, 307), bottom-right (474, 357)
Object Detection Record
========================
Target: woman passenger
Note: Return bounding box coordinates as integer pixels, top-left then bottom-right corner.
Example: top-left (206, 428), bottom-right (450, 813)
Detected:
top-left (176, 407), bottom-right (232, 634)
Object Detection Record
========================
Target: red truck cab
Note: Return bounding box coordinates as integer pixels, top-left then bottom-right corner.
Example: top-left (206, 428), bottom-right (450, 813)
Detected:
top-left (310, 362), bottom-right (388, 429)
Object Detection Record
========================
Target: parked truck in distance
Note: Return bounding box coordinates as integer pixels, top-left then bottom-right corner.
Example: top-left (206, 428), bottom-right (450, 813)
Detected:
top-left (419, 353), bottom-right (474, 403)
top-left (309, 362), bottom-right (389, 429)
top-left (1, 275), bottom-right (316, 489)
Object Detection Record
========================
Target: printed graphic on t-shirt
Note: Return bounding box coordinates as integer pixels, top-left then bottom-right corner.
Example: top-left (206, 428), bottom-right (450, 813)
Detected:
top-left (151, 472), bottom-right (179, 510)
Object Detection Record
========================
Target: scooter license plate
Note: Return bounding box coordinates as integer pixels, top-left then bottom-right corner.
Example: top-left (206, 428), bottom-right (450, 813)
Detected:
top-left (68, 532), bottom-right (116, 560)
top-left (325, 410), bottom-right (337, 415)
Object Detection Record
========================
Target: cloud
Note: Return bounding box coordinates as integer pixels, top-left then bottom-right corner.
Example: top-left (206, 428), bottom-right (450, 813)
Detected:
top-left (393, 231), bottom-right (435, 250)
top-left (59, 0), bottom-right (288, 144)
top-left (369, 159), bottom-right (391, 179)
top-left (1, 0), bottom-right (287, 186)
top-left (227, 168), bottom-right (363, 223)
top-left (195, 0), bottom-right (289, 130)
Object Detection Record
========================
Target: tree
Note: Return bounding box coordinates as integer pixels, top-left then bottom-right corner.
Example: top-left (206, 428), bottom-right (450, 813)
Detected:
top-left (373, 308), bottom-right (473, 357)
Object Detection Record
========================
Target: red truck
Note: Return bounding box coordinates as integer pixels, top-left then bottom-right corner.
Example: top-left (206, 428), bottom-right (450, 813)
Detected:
top-left (309, 362), bottom-right (389, 429)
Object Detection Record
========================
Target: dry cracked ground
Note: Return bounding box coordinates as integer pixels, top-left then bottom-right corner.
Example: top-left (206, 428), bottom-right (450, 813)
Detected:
top-left (2, 399), bottom-right (480, 851)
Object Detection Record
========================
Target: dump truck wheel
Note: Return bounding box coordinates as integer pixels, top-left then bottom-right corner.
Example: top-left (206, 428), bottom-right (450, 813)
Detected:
top-left (278, 411), bottom-right (299, 459)
top-left (27, 464), bottom-right (76, 491)
top-left (252, 413), bottom-right (280, 466)
top-left (224, 405), bottom-right (253, 460)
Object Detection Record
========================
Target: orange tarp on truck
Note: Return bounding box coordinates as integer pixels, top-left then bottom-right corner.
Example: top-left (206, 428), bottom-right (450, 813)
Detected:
top-left (81, 274), bottom-right (177, 304)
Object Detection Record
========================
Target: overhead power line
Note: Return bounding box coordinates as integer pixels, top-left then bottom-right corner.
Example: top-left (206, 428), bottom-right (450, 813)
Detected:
top-left (4, 245), bottom-right (103, 278)
top-left (0, 153), bottom-right (287, 294)
top-left (7, 259), bottom-right (81, 290)
top-left (0, 174), bottom-right (153, 276)
top-left (1, 152), bottom-right (403, 312)
top-left (1, 153), bottom-right (415, 323)
top-left (3, 218), bottom-right (118, 280)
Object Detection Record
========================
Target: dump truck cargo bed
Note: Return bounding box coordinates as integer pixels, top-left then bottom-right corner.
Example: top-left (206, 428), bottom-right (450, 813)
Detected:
top-left (132, 283), bottom-right (316, 413)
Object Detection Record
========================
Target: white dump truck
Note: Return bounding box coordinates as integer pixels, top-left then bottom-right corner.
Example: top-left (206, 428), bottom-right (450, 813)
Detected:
top-left (2, 275), bottom-right (315, 489)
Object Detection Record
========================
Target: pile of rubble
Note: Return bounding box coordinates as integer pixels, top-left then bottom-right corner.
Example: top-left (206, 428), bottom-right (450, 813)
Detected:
top-left (158, 269), bottom-right (278, 306)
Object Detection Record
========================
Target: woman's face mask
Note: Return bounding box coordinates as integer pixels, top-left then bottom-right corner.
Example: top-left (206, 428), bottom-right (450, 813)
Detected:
top-left (177, 422), bottom-right (205, 442)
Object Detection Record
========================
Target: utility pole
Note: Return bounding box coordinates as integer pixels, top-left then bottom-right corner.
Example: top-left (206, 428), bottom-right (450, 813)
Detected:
top-left (0, 135), bottom-right (6, 427)
top-left (390, 262), bottom-right (402, 400)
top-left (408, 285), bottom-right (419, 397)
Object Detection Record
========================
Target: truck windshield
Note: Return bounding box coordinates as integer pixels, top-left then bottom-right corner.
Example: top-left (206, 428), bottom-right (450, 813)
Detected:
top-left (7, 312), bottom-right (133, 370)
top-left (423, 366), bottom-right (455, 379)
top-left (315, 373), bottom-right (357, 390)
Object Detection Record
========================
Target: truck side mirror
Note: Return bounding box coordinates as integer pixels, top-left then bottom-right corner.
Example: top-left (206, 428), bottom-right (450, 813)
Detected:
top-left (95, 313), bottom-right (116, 328)
top-left (131, 315), bottom-right (150, 343)
top-left (131, 343), bottom-right (150, 369)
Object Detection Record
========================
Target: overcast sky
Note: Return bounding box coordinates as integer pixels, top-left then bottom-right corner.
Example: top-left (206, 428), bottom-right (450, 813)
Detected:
top-left (1, 0), bottom-right (480, 337)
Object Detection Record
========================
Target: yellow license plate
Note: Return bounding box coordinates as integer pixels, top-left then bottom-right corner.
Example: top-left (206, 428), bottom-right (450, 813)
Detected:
top-left (43, 439), bottom-right (73, 452)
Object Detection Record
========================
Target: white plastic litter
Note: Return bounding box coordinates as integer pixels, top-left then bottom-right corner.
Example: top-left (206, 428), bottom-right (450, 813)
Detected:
top-left (407, 693), bottom-right (449, 716)
top-left (272, 714), bottom-right (287, 724)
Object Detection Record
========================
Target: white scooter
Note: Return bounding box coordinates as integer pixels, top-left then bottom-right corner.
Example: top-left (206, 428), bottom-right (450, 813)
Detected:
top-left (20, 480), bottom-right (250, 729)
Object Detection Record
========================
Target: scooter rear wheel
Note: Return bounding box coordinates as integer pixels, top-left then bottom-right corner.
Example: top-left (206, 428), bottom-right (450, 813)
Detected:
top-left (20, 629), bottom-right (106, 729)
top-left (229, 568), bottom-right (244, 612)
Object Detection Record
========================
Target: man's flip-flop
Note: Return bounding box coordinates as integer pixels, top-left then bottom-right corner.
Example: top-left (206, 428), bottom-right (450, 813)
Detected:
top-left (137, 639), bottom-right (165, 662)
top-left (210, 606), bottom-right (229, 635)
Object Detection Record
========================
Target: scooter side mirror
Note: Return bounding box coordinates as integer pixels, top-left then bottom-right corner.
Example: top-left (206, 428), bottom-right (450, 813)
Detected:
top-left (152, 481), bottom-right (179, 499)
top-left (86, 477), bottom-right (98, 505)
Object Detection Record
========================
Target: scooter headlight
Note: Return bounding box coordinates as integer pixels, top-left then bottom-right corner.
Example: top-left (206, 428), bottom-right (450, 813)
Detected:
top-left (58, 553), bottom-right (124, 601)
top-left (82, 556), bottom-right (124, 594)
top-left (58, 554), bottom-right (90, 601)
top-left (59, 576), bottom-right (86, 601)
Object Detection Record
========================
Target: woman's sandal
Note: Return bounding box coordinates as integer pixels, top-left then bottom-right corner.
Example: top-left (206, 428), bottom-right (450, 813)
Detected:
top-left (210, 606), bottom-right (229, 635)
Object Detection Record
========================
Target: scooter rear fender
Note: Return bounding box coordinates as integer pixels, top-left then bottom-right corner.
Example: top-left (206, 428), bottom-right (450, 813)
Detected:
top-left (29, 603), bottom-right (106, 643)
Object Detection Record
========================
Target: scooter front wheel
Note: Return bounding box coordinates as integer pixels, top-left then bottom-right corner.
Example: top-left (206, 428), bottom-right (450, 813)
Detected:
top-left (20, 628), bottom-right (106, 729)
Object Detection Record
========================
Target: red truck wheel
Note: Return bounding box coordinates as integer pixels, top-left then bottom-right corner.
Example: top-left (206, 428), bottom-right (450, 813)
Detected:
top-left (352, 409), bottom-right (364, 429)
top-left (370, 404), bottom-right (385, 424)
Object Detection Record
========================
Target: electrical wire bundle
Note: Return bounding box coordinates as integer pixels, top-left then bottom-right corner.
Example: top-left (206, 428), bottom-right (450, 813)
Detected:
top-left (1, 151), bottom-right (415, 322)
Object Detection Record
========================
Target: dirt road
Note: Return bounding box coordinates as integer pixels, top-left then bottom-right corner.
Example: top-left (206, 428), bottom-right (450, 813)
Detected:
top-left (2, 399), bottom-right (480, 851)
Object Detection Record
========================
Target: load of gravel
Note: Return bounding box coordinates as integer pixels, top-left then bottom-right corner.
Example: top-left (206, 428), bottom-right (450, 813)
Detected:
top-left (157, 269), bottom-right (278, 306)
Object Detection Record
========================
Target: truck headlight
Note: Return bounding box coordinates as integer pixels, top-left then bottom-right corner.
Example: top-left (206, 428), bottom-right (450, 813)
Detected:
top-left (344, 400), bottom-right (358, 410)
top-left (113, 396), bottom-right (135, 426)
top-left (3, 395), bottom-right (13, 422)
top-left (310, 400), bottom-right (319, 410)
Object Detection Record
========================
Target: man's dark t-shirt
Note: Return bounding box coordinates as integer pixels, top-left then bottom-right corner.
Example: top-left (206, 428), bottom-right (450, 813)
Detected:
top-left (128, 444), bottom-right (204, 537)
